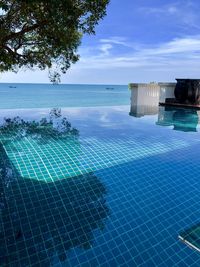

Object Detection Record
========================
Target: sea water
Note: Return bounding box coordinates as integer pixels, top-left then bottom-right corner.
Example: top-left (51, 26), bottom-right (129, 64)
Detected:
top-left (0, 83), bottom-right (129, 109)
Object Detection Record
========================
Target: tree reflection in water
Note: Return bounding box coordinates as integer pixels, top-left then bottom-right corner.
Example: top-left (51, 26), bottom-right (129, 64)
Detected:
top-left (0, 108), bottom-right (79, 145)
top-left (0, 109), bottom-right (109, 266)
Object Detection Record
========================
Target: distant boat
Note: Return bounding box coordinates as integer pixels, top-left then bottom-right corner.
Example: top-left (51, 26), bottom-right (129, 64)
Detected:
top-left (9, 86), bottom-right (17, 88)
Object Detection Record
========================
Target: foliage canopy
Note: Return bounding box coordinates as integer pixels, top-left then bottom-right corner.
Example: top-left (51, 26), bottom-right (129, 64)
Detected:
top-left (0, 0), bottom-right (109, 80)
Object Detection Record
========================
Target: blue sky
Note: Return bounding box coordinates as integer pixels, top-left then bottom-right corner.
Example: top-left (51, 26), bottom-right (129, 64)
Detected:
top-left (2, 0), bottom-right (200, 84)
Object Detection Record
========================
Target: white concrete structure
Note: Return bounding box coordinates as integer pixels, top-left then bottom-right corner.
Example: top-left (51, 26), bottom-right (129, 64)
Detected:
top-left (129, 83), bottom-right (159, 117)
top-left (129, 83), bottom-right (160, 107)
top-left (159, 83), bottom-right (176, 103)
top-left (129, 82), bottom-right (176, 117)
top-left (129, 104), bottom-right (159, 117)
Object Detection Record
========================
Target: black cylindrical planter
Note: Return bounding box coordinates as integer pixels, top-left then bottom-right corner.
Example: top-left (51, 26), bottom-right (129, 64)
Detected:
top-left (174, 79), bottom-right (200, 104)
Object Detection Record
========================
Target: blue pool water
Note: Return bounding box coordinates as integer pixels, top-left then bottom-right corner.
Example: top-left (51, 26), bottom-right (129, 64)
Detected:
top-left (1, 85), bottom-right (200, 266)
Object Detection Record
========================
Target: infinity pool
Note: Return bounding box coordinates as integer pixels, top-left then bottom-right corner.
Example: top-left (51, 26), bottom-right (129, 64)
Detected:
top-left (1, 105), bottom-right (200, 266)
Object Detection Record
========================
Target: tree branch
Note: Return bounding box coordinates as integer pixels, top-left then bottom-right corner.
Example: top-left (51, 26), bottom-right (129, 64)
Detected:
top-left (3, 21), bottom-right (47, 43)
top-left (3, 45), bottom-right (24, 59)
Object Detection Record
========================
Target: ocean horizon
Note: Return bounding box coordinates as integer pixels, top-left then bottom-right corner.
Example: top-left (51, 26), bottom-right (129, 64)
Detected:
top-left (0, 83), bottom-right (130, 109)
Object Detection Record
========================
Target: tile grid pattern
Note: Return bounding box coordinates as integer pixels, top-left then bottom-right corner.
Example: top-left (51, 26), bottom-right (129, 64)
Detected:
top-left (1, 109), bottom-right (200, 266)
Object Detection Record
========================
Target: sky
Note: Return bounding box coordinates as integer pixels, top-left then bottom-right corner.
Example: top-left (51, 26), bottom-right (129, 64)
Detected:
top-left (2, 0), bottom-right (200, 84)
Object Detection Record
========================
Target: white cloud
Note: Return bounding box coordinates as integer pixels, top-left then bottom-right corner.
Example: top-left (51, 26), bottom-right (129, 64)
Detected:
top-left (139, 5), bottom-right (178, 15)
top-left (99, 43), bottom-right (113, 56)
top-left (139, 1), bottom-right (200, 30)
top-left (167, 6), bottom-right (178, 14)
top-left (99, 37), bottom-right (140, 51)
top-left (100, 37), bottom-right (129, 47)
top-left (141, 36), bottom-right (200, 55)
top-left (75, 35), bottom-right (200, 70)
top-left (2, 35), bottom-right (200, 84)
top-left (56, 34), bottom-right (200, 83)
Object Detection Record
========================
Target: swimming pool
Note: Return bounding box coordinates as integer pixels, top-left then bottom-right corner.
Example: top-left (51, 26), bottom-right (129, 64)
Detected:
top-left (1, 104), bottom-right (200, 266)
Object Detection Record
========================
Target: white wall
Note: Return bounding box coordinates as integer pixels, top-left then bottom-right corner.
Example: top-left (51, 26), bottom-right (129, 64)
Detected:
top-left (159, 83), bottom-right (176, 103)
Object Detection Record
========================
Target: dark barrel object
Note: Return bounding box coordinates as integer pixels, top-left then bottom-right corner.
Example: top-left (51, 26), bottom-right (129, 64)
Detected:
top-left (174, 79), bottom-right (200, 104)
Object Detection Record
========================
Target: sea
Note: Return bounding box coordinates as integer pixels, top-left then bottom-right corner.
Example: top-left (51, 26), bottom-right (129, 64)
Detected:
top-left (0, 83), bottom-right (130, 109)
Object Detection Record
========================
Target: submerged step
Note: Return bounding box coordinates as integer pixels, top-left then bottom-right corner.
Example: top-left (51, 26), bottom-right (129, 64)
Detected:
top-left (179, 224), bottom-right (200, 253)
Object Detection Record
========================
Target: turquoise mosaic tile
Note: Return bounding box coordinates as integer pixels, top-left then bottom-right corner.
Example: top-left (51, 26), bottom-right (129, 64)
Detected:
top-left (0, 106), bottom-right (200, 266)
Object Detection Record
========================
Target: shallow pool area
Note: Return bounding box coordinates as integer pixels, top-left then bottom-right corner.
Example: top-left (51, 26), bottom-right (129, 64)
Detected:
top-left (1, 105), bottom-right (200, 266)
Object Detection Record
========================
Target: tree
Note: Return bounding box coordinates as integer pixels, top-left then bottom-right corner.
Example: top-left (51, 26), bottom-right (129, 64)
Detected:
top-left (0, 0), bottom-right (109, 81)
